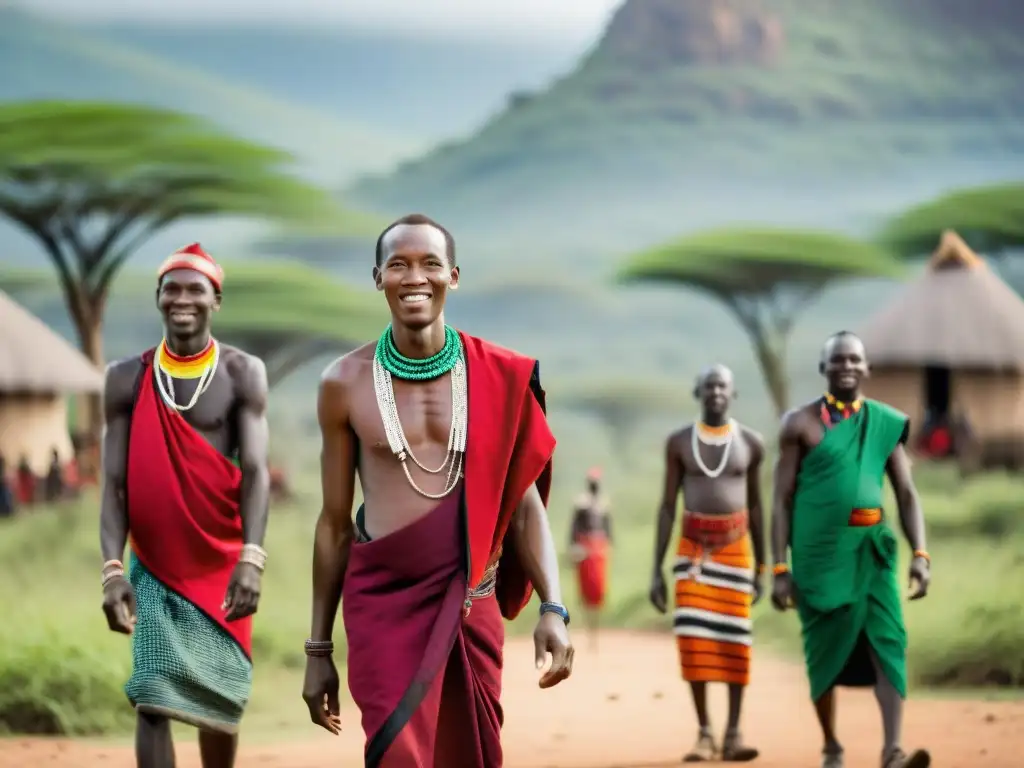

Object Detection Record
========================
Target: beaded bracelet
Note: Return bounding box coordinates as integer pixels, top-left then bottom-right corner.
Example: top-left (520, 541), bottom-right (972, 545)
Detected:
top-left (912, 549), bottom-right (930, 563)
top-left (772, 563), bottom-right (790, 576)
top-left (240, 543), bottom-right (268, 571)
top-left (304, 639), bottom-right (334, 657)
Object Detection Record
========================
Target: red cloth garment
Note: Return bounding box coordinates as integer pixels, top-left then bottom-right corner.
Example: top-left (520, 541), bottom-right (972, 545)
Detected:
top-left (459, 332), bottom-right (556, 619)
top-left (342, 332), bottom-right (556, 767)
top-left (343, 486), bottom-right (505, 768)
top-left (126, 351), bottom-right (250, 656)
top-left (576, 532), bottom-right (609, 609)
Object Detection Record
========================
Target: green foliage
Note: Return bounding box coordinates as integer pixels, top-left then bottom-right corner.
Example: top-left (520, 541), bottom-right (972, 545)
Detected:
top-left (617, 228), bottom-right (900, 413)
top-left (0, 262), bottom-right (388, 387)
top-left (880, 182), bottom-right (1024, 258)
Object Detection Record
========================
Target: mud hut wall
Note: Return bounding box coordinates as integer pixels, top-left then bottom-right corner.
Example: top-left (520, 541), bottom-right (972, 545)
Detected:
top-left (950, 371), bottom-right (1024, 439)
top-left (862, 370), bottom-right (925, 436)
top-left (0, 393), bottom-right (74, 476)
top-left (865, 368), bottom-right (1024, 441)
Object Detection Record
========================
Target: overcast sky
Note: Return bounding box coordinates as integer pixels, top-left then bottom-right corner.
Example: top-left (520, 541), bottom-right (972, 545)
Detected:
top-left (30, 0), bottom-right (624, 42)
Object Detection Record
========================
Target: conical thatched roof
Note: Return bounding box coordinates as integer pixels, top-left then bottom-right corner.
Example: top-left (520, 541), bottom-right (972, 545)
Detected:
top-left (859, 231), bottom-right (1024, 370)
top-left (0, 290), bottom-right (103, 393)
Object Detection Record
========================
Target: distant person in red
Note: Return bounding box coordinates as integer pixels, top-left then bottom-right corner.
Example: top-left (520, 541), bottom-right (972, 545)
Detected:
top-left (0, 454), bottom-right (15, 518)
top-left (569, 467), bottom-right (612, 650)
top-left (15, 455), bottom-right (35, 506)
top-left (915, 410), bottom-right (953, 459)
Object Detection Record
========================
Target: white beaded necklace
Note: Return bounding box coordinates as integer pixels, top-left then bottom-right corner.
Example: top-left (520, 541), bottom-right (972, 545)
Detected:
top-left (372, 355), bottom-right (468, 499)
top-left (691, 418), bottom-right (736, 478)
top-left (154, 339), bottom-right (220, 412)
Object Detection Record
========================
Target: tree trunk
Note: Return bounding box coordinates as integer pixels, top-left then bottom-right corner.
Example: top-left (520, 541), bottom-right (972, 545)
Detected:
top-left (71, 298), bottom-right (106, 443)
top-left (751, 333), bottom-right (789, 418)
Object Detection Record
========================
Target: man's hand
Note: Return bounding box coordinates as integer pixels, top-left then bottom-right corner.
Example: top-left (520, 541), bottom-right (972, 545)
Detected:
top-left (649, 570), bottom-right (668, 614)
top-left (223, 561), bottom-right (262, 621)
top-left (534, 612), bottom-right (573, 689)
top-left (102, 575), bottom-right (137, 634)
top-left (770, 571), bottom-right (795, 611)
top-left (302, 656), bottom-right (342, 735)
top-left (908, 555), bottom-right (931, 600)
top-left (752, 569), bottom-right (765, 606)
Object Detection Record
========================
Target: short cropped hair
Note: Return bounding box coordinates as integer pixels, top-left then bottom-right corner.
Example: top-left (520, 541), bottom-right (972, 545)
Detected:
top-left (374, 213), bottom-right (456, 267)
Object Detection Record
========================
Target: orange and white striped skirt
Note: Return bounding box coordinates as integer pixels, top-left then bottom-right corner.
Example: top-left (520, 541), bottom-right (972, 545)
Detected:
top-left (673, 511), bottom-right (754, 686)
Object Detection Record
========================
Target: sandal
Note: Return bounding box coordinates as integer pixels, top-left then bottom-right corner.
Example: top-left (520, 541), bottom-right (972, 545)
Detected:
top-left (683, 727), bottom-right (717, 762)
top-left (721, 729), bottom-right (759, 761)
top-left (883, 747), bottom-right (931, 768)
top-left (822, 745), bottom-right (844, 768)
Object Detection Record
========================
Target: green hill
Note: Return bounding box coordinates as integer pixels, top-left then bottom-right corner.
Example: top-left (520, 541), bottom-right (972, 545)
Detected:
top-left (351, 0), bottom-right (1024, 244)
top-left (0, 7), bottom-right (419, 184)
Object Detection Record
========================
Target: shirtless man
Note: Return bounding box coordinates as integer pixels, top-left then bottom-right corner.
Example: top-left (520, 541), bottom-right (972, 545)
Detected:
top-left (650, 364), bottom-right (764, 762)
top-left (302, 213), bottom-right (572, 767)
top-left (771, 331), bottom-right (930, 768)
top-left (568, 467), bottom-right (613, 650)
top-left (99, 243), bottom-right (270, 768)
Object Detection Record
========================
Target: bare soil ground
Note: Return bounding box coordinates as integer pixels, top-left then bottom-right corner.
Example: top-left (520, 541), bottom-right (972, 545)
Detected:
top-left (1, 631), bottom-right (1020, 767)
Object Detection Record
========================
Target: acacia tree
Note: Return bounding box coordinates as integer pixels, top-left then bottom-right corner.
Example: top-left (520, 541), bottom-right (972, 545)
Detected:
top-left (0, 261), bottom-right (388, 389)
top-left (881, 182), bottom-right (1024, 289)
top-left (618, 228), bottom-right (901, 415)
top-left (550, 379), bottom-right (684, 461)
top-left (0, 101), bottom-right (343, 433)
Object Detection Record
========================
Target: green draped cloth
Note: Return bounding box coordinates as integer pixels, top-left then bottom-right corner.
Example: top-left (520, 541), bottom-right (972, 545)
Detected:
top-left (791, 399), bottom-right (909, 701)
top-left (124, 554), bottom-right (252, 733)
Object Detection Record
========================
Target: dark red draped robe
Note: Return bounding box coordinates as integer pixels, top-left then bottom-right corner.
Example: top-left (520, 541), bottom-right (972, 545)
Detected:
top-left (342, 332), bottom-right (556, 767)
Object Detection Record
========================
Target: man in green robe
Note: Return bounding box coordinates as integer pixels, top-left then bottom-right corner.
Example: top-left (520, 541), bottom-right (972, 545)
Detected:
top-left (769, 331), bottom-right (932, 768)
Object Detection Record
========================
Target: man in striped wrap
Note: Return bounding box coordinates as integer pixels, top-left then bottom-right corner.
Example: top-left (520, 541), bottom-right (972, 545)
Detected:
top-left (650, 365), bottom-right (765, 762)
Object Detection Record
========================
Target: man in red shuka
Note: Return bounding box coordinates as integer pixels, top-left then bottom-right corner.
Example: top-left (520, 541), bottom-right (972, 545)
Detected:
top-left (301, 213), bottom-right (574, 767)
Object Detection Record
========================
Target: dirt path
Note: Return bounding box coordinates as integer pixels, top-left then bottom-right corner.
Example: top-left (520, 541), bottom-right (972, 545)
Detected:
top-left (2, 631), bottom-right (1020, 767)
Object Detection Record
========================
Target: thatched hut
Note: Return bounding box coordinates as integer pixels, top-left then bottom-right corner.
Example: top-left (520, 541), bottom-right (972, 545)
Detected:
top-left (0, 290), bottom-right (103, 475)
top-left (859, 231), bottom-right (1024, 458)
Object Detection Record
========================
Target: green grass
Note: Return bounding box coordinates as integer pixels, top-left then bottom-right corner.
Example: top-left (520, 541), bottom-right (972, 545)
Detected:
top-left (2, 413), bottom-right (1022, 736)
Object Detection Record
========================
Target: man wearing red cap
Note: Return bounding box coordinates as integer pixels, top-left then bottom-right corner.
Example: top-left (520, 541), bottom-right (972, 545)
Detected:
top-left (568, 467), bottom-right (613, 650)
top-left (99, 243), bottom-right (271, 768)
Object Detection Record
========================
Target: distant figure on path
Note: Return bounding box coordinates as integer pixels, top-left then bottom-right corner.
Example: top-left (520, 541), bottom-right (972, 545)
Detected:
top-left (16, 455), bottom-right (35, 506)
top-left (303, 214), bottom-right (572, 767)
top-left (770, 331), bottom-right (931, 768)
top-left (569, 466), bottom-right (612, 649)
top-left (0, 455), bottom-right (15, 518)
top-left (650, 364), bottom-right (765, 762)
top-left (44, 448), bottom-right (64, 502)
top-left (99, 243), bottom-right (271, 768)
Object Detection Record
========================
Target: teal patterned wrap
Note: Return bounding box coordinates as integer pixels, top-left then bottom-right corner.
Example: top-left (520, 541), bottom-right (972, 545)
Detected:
top-left (124, 553), bottom-right (252, 732)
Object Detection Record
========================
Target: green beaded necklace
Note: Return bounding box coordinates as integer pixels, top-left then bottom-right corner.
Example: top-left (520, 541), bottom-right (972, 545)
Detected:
top-left (374, 324), bottom-right (463, 381)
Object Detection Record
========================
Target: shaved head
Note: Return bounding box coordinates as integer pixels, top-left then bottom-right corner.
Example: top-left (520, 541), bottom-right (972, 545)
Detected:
top-left (693, 363), bottom-right (735, 420)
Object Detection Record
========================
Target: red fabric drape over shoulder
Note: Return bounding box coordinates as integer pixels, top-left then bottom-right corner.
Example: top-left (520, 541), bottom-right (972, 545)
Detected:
top-left (460, 332), bottom-right (556, 619)
top-left (126, 351), bottom-right (250, 656)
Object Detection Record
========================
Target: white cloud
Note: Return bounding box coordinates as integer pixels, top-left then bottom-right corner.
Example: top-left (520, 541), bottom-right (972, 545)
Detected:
top-left (30, 0), bottom-right (623, 42)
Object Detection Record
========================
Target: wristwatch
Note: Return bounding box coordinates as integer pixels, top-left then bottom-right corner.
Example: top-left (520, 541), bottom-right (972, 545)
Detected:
top-left (539, 601), bottom-right (570, 625)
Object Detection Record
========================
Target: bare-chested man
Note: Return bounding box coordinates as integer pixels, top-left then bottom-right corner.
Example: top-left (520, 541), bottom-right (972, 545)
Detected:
top-left (650, 364), bottom-right (764, 763)
top-left (771, 331), bottom-right (931, 768)
top-left (568, 467), bottom-right (612, 650)
top-left (302, 213), bottom-right (573, 767)
top-left (99, 243), bottom-right (271, 768)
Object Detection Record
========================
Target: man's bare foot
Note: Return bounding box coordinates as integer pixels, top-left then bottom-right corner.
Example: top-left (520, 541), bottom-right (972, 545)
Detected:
top-left (682, 727), bottom-right (717, 762)
top-left (883, 747), bottom-right (931, 768)
top-left (822, 745), bottom-right (844, 768)
top-left (721, 729), bottom-right (758, 761)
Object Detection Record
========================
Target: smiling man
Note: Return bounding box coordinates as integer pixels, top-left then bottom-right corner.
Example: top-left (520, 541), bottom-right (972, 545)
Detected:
top-left (302, 213), bottom-right (573, 767)
top-left (99, 243), bottom-right (271, 768)
top-left (650, 364), bottom-right (765, 763)
top-left (770, 331), bottom-right (931, 768)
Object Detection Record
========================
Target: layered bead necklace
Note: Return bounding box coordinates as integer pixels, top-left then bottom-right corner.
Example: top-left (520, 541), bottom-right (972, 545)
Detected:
top-left (371, 324), bottom-right (467, 499)
top-left (692, 418), bottom-right (736, 478)
top-left (155, 337), bottom-right (220, 412)
top-left (820, 392), bottom-right (862, 428)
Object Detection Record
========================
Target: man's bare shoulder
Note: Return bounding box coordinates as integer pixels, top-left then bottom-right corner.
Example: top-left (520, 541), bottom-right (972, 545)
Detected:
top-left (779, 400), bottom-right (819, 440)
top-left (737, 423), bottom-right (766, 453)
top-left (220, 345), bottom-right (268, 393)
top-left (667, 424), bottom-right (693, 451)
top-left (103, 355), bottom-right (144, 407)
top-left (321, 342), bottom-right (375, 387)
